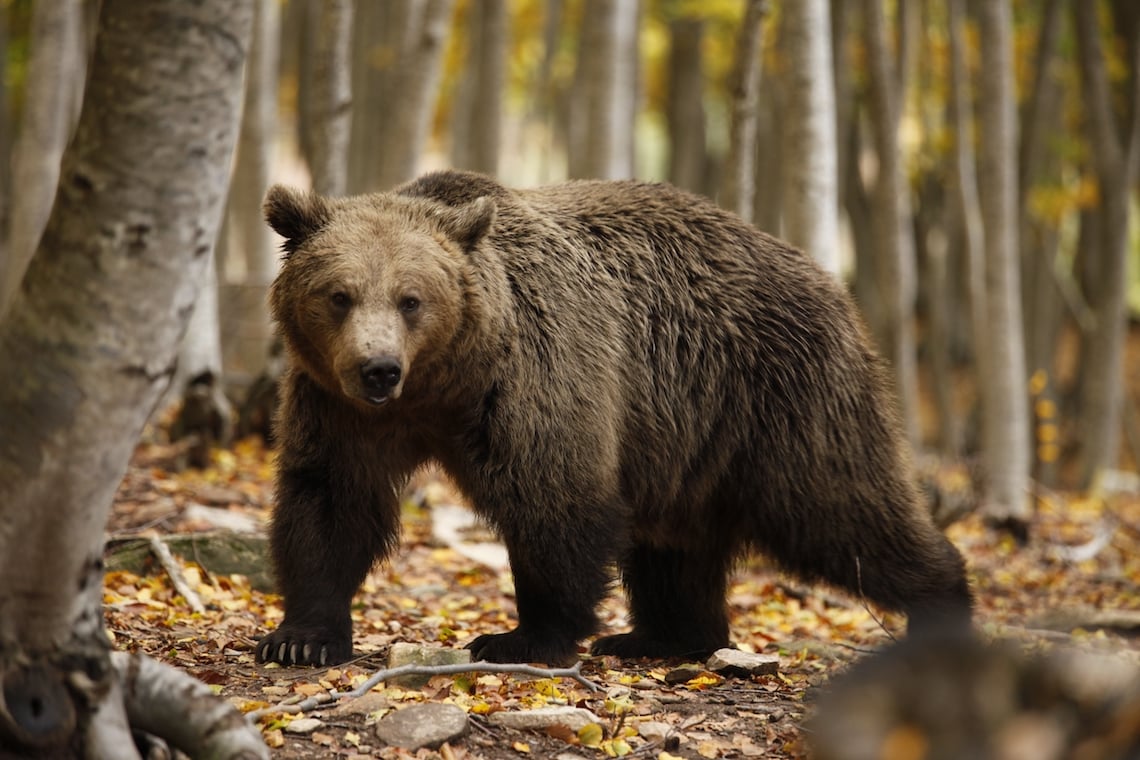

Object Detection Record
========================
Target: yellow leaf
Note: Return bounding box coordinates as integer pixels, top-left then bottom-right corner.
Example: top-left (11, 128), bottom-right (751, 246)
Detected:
top-left (263, 728), bottom-right (284, 748)
top-left (512, 740), bottom-right (531, 753)
top-left (697, 740), bottom-right (721, 758)
top-left (578, 722), bottom-right (604, 747)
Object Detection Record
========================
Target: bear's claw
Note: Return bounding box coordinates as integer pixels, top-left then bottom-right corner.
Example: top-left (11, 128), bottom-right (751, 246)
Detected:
top-left (256, 624), bottom-right (352, 666)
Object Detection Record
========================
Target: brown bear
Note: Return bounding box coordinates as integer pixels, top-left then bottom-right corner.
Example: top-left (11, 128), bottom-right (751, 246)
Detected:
top-left (256, 170), bottom-right (972, 668)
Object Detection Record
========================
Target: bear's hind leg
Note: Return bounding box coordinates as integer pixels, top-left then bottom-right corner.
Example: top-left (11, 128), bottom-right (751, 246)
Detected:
top-left (763, 497), bottom-right (973, 636)
top-left (591, 544), bottom-right (731, 659)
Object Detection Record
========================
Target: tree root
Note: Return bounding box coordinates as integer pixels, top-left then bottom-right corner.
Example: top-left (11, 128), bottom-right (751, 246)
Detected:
top-left (112, 651), bottom-right (268, 760)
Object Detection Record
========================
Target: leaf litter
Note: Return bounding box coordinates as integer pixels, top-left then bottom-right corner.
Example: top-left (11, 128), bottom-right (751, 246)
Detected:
top-left (106, 436), bottom-right (1140, 758)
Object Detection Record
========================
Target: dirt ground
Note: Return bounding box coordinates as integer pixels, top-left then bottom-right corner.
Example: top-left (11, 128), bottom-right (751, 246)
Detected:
top-left (105, 437), bottom-right (1140, 759)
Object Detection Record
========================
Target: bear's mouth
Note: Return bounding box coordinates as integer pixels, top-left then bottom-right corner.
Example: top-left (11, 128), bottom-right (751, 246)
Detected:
top-left (364, 393), bottom-right (391, 406)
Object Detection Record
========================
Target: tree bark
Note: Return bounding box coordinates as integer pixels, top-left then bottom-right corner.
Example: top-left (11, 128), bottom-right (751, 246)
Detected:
top-left (721, 0), bottom-right (767, 222)
top-left (976, 0), bottom-right (1030, 526)
top-left (781, 0), bottom-right (839, 274)
top-left (666, 15), bottom-right (707, 194)
top-left (1017, 0), bottom-right (1065, 485)
top-left (348, 0), bottom-right (455, 192)
top-left (568, 0), bottom-right (639, 179)
top-left (451, 0), bottom-right (506, 176)
top-left (0, 0), bottom-right (85, 319)
top-left (1073, 0), bottom-right (1140, 487)
top-left (860, 0), bottom-right (920, 445)
top-left (0, 1), bottom-right (258, 755)
top-left (307, 0), bottom-right (354, 197)
top-left (221, 0), bottom-right (281, 386)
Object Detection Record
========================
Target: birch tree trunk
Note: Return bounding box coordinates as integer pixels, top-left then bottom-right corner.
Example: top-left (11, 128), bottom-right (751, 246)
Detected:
top-left (568, 0), bottom-right (639, 179)
top-left (307, 0), bottom-right (354, 197)
top-left (720, 0), bottom-right (767, 222)
top-left (976, 0), bottom-right (1030, 527)
top-left (781, 0), bottom-right (839, 274)
top-left (1074, 0), bottom-right (1140, 488)
top-left (861, 0), bottom-right (920, 445)
top-left (0, 0), bottom-right (85, 318)
top-left (0, 1), bottom-right (261, 755)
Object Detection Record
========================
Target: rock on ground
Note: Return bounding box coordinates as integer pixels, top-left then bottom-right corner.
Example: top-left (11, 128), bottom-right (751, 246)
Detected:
top-left (374, 703), bottom-right (468, 750)
top-left (487, 706), bottom-right (601, 732)
top-left (386, 642), bottom-right (472, 688)
top-left (707, 648), bottom-right (780, 677)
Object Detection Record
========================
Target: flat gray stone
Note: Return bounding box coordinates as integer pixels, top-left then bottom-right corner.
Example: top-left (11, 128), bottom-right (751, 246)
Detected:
top-left (386, 642), bottom-right (472, 688)
top-left (283, 717), bottom-right (323, 734)
top-left (375, 703), bottom-right (468, 750)
top-left (487, 706), bottom-right (600, 732)
top-left (706, 648), bottom-right (779, 677)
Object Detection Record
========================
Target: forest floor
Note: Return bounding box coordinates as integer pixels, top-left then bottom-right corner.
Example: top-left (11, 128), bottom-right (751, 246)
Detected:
top-left (105, 434), bottom-right (1140, 759)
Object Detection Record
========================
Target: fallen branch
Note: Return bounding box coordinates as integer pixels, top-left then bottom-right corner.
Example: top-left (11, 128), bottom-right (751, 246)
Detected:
top-left (245, 659), bottom-right (600, 722)
top-left (148, 534), bottom-right (205, 614)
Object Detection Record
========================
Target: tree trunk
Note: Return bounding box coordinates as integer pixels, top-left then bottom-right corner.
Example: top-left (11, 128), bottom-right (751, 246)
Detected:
top-left (0, 1), bottom-right (261, 756)
top-left (781, 0), bottom-right (839, 274)
top-left (976, 0), bottom-right (1030, 527)
top-left (720, 0), bottom-right (767, 222)
top-left (947, 0), bottom-right (987, 449)
top-left (451, 0), bottom-right (506, 176)
top-left (1073, 0), bottom-right (1140, 487)
top-left (860, 0), bottom-right (920, 445)
top-left (1017, 0), bottom-right (1065, 485)
top-left (568, 0), bottom-right (639, 179)
top-left (307, 0), bottom-right (354, 197)
top-left (0, 0), bottom-right (85, 318)
top-left (221, 0), bottom-right (281, 387)
top-left (348, 0), bottom-right (455, 192)
top-left (666, 16), bottom-right (707, 194)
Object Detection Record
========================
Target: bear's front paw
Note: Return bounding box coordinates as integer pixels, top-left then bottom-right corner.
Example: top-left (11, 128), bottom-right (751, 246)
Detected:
top-left (590, 632), bottom-right (724, 660)
top-left (256, 623), bottom-right (352, 666)
top-left (467, 630), bottom-right (579, 667)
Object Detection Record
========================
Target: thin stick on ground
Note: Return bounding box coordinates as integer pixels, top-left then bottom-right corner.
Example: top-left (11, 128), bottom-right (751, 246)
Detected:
top-left (148, 534), bottom-right (205, 614)
top-left (245, 659), bottom-right (600, 722)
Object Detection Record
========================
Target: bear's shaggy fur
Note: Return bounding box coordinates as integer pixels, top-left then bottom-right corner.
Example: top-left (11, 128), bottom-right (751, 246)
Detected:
top-left (256, 170), bottom-right (972, 667)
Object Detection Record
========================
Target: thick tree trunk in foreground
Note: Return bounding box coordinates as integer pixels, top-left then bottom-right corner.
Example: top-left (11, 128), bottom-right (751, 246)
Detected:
top-left (0, 1), bottom-right (262, 757)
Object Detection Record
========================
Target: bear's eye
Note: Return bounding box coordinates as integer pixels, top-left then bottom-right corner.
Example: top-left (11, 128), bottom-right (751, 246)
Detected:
top-left (399, 296), bottom-right (420, 314)
top-left (330, 291), bottom-right (351, 309)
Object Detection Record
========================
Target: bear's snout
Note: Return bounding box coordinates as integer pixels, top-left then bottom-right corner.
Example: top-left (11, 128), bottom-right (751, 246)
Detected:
top-left (360, 356), bottom-right (403, 403)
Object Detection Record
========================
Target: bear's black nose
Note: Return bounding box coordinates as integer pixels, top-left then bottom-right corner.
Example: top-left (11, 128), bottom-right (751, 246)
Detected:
top-left (360, 357), bottom-right (402, 392)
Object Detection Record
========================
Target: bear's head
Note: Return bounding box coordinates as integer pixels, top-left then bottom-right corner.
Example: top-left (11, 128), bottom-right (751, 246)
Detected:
top-left (264, 185), bottom-right (496, 409)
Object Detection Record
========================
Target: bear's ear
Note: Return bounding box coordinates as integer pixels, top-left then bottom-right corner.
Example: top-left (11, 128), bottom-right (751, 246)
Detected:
top-left (264, 185), bottom-right (332, 256)
top-left (435, 196), bottom-right (496, 252)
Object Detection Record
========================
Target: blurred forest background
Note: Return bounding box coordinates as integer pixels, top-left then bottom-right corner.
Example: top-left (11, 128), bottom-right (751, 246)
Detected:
top-left (1, 0), bottom-right (1138, 524)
